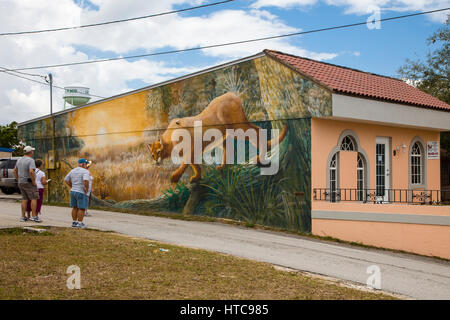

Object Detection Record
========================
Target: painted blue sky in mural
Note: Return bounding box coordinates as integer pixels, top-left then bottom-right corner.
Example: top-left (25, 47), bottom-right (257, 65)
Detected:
top-left (0, 0), bottom-right (448, 125)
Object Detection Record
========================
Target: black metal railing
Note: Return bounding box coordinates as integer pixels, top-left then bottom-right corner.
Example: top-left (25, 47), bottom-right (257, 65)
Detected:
top-left (313, 188), bottom-right (450, 205)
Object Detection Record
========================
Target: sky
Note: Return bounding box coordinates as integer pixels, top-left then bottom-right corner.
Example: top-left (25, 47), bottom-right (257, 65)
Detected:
top-left (0, 0), bottom-right (448, 125)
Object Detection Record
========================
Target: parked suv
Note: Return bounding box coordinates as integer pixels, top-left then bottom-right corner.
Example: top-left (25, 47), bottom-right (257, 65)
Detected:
top-left (0, 157), bottom-right (21, 194)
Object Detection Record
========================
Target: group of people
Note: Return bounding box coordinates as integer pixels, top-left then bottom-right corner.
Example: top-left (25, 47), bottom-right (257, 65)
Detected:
top-left (14, 145), bottom-right (93, 228)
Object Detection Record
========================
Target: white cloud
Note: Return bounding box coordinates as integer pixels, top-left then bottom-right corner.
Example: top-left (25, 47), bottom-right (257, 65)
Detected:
top-left (252, 0), bottom-right (450, 22)
top-left (2, 83), bottom-right (50, 123)
top-left (0, 0), bottom-right (338, 125)
top-left (251, 0), bottom-right (318, 9)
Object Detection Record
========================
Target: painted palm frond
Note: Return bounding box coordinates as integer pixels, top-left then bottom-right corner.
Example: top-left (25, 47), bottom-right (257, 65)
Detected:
top-left (216, 66), bottom-right (248, 97)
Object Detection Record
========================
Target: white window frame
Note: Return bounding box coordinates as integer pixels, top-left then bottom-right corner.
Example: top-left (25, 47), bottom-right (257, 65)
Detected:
top-left (357, 153), bottom-right (365, 201)
top-left (329, 153), bottom-right (338, 202)
top-left (408, 137), bottom-right (427, 190)
top-left (411, 142), bottom-right (422, 185)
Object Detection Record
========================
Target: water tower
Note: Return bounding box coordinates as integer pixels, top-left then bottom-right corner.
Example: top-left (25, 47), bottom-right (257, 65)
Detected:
top-left (63, 86), bottom-right (91, 109)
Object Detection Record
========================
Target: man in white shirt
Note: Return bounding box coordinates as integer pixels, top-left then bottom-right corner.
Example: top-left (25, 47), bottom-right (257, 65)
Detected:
top-left (64, 158), bottom-right (90, 228)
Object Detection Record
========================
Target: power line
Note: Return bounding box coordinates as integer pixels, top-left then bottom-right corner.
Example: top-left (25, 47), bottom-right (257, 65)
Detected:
top-left (1, 7), bottom-right (448, 73)
top-left (4, 69), bottom-right (46, 79)
top-left (0, 0), bottom-right (234, 36)
top-left (0, 67), bottom-right (105, 99)
top-left (0, 68), bottom-right (49, 86)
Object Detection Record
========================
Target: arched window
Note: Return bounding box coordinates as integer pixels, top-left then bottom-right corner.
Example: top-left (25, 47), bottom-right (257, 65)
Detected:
top-left (329, 153), bottom-right (338, 202)
top-left (411, 142), bottom-right (423, 185)
top-left (340, 136), bottom-right (356, 151)
top-left (326, 130), bottom-right (370, 202)
top-left (357, 153), bottom-right (365, 201)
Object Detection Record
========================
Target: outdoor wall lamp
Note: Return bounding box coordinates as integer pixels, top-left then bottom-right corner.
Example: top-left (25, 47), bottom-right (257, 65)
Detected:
top-left (393, 144), bottom-right (407, 156)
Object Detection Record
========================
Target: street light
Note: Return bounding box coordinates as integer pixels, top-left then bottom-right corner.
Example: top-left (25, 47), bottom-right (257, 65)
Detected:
top-left (45, 73), bottom-right (53, 115)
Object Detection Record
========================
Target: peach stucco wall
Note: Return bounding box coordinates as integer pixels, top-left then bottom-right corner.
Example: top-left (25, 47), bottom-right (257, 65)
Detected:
top-left (311, 118), bottom-right (441, 192)
top-left (311, 118), bottom-right (449, 258)
top-left (313, 201), bottom-right (450, 259)
top-left (313, 218), bottom-right (450, 259)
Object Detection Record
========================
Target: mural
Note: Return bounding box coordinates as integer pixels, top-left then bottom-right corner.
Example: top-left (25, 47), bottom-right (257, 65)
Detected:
top-left (18, 55), bottom-right (332, 232)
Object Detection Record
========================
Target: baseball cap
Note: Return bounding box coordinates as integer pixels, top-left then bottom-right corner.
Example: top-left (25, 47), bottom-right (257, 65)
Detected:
top-left (78, 158), bottom-right (88, 164)
top-left (23, 146), bottom-right (35, 153)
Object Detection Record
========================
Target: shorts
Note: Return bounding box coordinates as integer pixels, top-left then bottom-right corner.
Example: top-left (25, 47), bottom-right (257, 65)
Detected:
top-left (70, 191), bottom-right (89, 210)
top-left (19, 182), bottom-right (39, 201)
top-left (26, 189), bottom-right (44, 213)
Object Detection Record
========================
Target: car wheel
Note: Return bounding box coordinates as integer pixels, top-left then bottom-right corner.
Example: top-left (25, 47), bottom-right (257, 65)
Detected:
top-left (2, 188), bottom-right (15, 195)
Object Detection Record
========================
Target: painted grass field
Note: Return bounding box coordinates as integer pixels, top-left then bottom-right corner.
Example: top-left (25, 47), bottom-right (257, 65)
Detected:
top-left (54, 140), bottom-right (176, 203)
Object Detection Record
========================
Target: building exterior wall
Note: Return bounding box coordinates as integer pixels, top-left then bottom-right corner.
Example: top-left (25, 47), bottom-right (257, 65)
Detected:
top-left (332, 94), bottom-right (450, 131)
top-left (313, 217), bottom-right (450, 259)
top-left (18, 55), bottom-right (332, 232)
top-left (0, 151), bottom-right (12, 158)
top-left (311, 118), bottom-right (441, 192)
top-left (311, 117), bottom-right (450, 258)
top-left (0, 147), bottom-right (13, 158)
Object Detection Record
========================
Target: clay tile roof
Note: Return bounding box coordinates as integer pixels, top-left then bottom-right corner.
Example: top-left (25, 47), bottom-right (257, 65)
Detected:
top-left (264, 49), bottom-right (450, 112)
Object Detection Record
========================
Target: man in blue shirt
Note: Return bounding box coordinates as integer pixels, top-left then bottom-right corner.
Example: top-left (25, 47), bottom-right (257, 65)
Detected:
top-left (64, 158), bottom-right (90, 228)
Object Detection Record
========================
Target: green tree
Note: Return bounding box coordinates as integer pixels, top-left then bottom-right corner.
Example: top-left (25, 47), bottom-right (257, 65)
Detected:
top-left (398, 16), bottom-right (450, 153)
top-left (398, 16), bottom-right (449, 104)
top-left (442, 132), bottom-right (450, 155)
top-left (0, 121), bottom-right (24, 156)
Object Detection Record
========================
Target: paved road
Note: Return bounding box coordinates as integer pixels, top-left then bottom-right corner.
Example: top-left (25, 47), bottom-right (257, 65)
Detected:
top-left (0, 191), bottom-right (21, 201)
top-left (1, 200), bottom-right (449, 299)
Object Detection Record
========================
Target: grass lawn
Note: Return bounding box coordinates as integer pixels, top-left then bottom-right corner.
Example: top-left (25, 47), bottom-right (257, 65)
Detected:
top-left (0, 226), bottom-right (396, 300)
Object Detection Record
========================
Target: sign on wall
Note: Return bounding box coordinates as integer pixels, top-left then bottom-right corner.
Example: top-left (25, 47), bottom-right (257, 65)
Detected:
top-left (47, 150), bottom-right (56, 169)
top-left (427, 141), bottom-right (439, 160)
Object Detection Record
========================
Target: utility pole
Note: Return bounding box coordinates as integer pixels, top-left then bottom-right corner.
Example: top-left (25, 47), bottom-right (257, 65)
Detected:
top-left (45, 73), bottom-right (55, 201)
top-left (49, 73), bottom-right (53, 115)
top-left (45, 73), bottom-right (55, 152)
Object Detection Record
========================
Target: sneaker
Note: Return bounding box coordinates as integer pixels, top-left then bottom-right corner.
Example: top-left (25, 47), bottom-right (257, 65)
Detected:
top-left (72, 221), bottom-right (79, 228)
top-left (20, 217), bottom-right (28, 222)
top-left (76, 222), bottom-right (87, 229)
top-left (30, 216), bottom-right (42, 223)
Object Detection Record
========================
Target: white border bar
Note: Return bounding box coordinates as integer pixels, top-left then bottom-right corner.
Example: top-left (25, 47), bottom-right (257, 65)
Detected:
top-left (332, 94), bottom-right (450, 131)
top-left (312, 210), bottom-right (450, 226)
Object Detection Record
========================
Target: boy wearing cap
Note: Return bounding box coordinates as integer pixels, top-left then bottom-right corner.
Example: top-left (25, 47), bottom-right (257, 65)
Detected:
top-left (64, 158), bottom-right (90, 228)
top-left (13, 146), bottom-right (41, 223)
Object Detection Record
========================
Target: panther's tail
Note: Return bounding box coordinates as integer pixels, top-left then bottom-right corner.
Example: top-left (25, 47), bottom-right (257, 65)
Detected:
top-left (267, 124), bottom-right (288, 149)
top-left (248, 123), bottom-right (288, 149)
